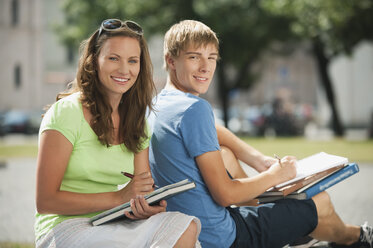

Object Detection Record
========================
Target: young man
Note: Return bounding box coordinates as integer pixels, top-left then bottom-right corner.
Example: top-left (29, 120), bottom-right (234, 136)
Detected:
top-left (148, 20), bottom-right (373, 248)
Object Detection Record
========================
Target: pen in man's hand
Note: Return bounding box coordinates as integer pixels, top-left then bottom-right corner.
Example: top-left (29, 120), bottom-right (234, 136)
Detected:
top-left (121, 171), bottom-right (158, 189)
top-left (274, 154), bottom-right (283, 167)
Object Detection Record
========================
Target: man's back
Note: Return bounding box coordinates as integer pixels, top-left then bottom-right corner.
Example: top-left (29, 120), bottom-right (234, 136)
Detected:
top-left (149, 89), bottom-right (236, 248)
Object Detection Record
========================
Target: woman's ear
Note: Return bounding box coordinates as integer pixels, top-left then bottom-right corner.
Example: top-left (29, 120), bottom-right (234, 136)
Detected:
top-left (165, 55), bottom-right (176, 70)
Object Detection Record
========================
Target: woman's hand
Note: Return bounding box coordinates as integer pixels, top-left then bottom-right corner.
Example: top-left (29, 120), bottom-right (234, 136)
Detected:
top-left (124, 197), bottom-right (167, 220)
top-left (120, 147), bottom-right (165, 219)
top-left (117, 172), bottom-right (155, 202)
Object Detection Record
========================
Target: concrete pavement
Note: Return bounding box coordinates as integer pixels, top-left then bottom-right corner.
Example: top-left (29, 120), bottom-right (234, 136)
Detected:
top-left (0, 158), bottom-right (372, 244)
top-left (0, 158), bottom-right (36, 243)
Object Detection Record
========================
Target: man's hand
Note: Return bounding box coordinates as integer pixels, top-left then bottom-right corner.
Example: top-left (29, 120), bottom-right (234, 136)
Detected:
top-left (267, 156), bottom-right (297, 185)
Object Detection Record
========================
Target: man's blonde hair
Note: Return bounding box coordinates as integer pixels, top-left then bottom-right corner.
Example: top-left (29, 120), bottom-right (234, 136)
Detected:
top-left (163, 20), bottom-right (219, 70)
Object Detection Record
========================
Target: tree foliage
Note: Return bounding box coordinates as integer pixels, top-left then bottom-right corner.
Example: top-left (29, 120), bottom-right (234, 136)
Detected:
top-left (262, 0), bottom-right (373, 55)
top-left (263, 0), bottom-right (373, 135)
top-left (57, 0), bottom-right (294, 126)
top-left (57, 0), bottom-right (373, 135)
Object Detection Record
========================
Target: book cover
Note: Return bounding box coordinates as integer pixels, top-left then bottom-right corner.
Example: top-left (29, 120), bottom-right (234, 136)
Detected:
top-left (257, 163), bottom-right (359, 204)
top-left (90, 179), bottom-right (196, 226)
top-left (299, 163), bottom-right (359, 197)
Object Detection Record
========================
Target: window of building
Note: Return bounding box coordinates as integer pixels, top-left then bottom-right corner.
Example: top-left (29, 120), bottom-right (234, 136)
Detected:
top-left (11, 0), bottom-right (20, 26)
top-left (11, 0), bottom-right (19, 26)
top-left (14, 64), bottom-right (22, 89)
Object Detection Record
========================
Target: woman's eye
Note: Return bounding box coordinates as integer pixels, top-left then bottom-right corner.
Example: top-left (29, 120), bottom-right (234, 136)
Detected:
top-left (109, 57), bottom-right (118, 61)
top-left (129, 59), bottom-right (139, 64)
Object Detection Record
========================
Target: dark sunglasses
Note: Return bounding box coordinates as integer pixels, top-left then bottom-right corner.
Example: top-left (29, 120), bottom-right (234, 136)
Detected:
top-left (97, 19), bottom-right (143, 38)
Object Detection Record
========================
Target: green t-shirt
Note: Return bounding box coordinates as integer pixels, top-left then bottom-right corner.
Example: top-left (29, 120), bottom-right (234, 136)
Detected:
top-left (34, 92), bottom-right (150, 241)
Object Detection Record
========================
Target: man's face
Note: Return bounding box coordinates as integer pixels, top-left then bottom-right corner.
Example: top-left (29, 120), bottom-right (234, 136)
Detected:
top-left (168, 43), bottom-right (218, 96)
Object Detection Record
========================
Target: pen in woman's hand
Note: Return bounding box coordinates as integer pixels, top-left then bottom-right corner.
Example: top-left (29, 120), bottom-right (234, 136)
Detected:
top-left (121, 171), bottom-right (134, 179)
top-left (274, 154), bottom-right (283, 167)
top-left (121, 171), bottom-right (158, 189)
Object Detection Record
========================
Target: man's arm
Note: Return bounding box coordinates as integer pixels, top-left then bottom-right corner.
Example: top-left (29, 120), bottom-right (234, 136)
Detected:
top-left (195, 150), bottom-right (297, 206)
top-left (216, 124), bottom-right (276, 173)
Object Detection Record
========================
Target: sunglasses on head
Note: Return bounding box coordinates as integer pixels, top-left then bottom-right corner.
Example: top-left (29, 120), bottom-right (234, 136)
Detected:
top-left (97, 19), bottom-right (143, 38)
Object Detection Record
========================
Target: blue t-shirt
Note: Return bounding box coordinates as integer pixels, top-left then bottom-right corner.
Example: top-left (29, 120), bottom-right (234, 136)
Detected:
top-left (149, 89), bottom-right (236, 248)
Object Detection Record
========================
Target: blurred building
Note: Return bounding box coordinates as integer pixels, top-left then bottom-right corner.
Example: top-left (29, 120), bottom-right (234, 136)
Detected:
top-left (209, 41), bottom-right (373, 132)
top-left (211, 43), bottom-right (319, 135)
top-left (0, 0), bottom-right (74, 111)
top-left (329, 41), bottom-right (373, 128)
top-left (0, 0), bottom-right (168, 113)
top-left (0, 0), bottom-right (44, 110)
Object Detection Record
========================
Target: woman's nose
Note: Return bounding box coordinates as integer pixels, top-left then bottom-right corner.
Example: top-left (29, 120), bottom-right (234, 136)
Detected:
top-left (118, 62), bottom-right (129, 74)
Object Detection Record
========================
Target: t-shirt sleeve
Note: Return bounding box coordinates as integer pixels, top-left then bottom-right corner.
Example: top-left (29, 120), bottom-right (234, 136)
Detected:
top-left (180, 99), bottom-right (220, 158)
top-left (39, 98), bottom-right (81, 145)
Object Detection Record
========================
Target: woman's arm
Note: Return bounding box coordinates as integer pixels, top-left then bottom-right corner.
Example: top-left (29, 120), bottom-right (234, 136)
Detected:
top-left (36, 130), bottom-right (160, 216)
top-left (216, 124), bottom-right (277, 172)
top-left (36, 130), bottom-right (122, 215)
top-left (133, 147), bottom-right (151, 175)
top-left (195, 150), bottom-right (297, 207)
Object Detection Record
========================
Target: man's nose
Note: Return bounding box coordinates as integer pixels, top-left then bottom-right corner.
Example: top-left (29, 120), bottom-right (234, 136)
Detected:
top-left (199, 59), bottom-right (210, 73)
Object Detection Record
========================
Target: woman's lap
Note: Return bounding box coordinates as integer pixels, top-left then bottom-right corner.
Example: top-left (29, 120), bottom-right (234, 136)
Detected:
top-left (36, 211), bottom-right (201, 248)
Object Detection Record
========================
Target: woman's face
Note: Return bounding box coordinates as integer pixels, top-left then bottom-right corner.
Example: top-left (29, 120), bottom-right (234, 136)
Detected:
top-left (97, 36), bottom-right (141, 101)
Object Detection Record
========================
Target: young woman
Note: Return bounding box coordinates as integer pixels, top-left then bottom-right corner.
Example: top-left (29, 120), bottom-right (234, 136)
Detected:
top-left (35, 19), bottom-right (200, 248)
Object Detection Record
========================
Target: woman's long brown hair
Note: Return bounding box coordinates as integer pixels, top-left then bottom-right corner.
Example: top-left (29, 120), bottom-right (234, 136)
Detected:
top-left (56, 26), bottom-right (155, 153)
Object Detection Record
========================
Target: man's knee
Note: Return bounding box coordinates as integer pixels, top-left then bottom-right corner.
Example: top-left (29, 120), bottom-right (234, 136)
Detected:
top-left (220, 145), bottom-right (244, 178)
top-left (221, 146), bottom-right (235, 159)
top-left (312, 191), bottom-right (335, 218)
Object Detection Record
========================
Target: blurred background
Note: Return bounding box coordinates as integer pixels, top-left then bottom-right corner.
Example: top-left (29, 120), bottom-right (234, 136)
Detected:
top-left (1, 0), bottom-right (373, 138)
top-left (1, 0), bottom-right (373, 247)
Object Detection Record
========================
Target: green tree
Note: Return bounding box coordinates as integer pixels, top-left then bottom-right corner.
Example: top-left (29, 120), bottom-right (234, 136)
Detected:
top-left (57, 0), bottom-right (373, 136)
top-left (56, 0), bottom-right (294, 128)
top-left (263, 0), bottom-right (373, 136)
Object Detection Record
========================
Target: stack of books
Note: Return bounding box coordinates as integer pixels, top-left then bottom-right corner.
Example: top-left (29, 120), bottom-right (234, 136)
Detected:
top-left (256, 152), bottom-right (359, 204)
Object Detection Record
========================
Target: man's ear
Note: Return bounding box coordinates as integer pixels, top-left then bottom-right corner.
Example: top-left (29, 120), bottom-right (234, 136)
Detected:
top-left (165, 55), bottom-right (176, 70)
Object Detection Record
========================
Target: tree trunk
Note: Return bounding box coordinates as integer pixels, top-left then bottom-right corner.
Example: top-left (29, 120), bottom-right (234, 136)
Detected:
top-left (312, 38), bottom-right (345, 136)
top-left (217, 62), bottom-right (229, 127)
